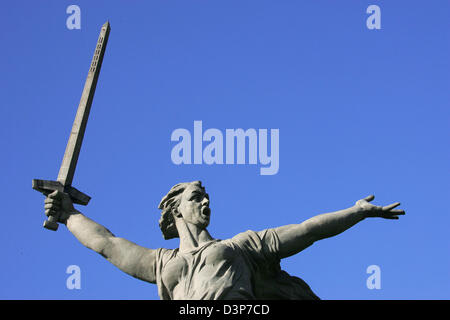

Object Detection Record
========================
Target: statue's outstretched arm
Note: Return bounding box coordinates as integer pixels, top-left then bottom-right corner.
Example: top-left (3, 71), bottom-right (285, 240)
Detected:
top-left (44, 191), bottom-right (157, 284)
top-left (274, 195), bottom-right (405, 259)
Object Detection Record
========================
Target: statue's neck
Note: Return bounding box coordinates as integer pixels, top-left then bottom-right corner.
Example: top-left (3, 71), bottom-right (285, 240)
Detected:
top-left (175, 218), bottom-right (214, 253)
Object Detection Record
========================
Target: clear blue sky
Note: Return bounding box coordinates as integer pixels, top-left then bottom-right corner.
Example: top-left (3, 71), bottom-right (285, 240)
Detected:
top-left (1, 0), bottom-right (448, 299)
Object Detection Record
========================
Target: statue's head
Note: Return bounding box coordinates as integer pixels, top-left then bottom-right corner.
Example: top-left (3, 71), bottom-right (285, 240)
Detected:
top-left (158, 181), bottom-right (210, 239)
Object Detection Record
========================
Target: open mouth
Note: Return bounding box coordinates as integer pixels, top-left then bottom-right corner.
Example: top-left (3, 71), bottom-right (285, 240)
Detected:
top-left (201, 206), bottom-right (211, 218)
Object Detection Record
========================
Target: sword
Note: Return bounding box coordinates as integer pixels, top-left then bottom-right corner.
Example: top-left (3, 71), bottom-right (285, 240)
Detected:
top-left (33, 21), bottom-right (111, 231)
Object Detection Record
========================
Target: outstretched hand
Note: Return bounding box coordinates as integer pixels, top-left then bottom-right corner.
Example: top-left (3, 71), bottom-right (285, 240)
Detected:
top-left (356, 195), bottom-right (405, 219)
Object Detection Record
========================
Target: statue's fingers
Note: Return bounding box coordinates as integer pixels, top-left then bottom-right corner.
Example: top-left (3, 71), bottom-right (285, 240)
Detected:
top-left (389, 209), bottom-right (405, 215)
top-left (45, 208), bottom-right (59, 218)
top-left (44, 203), bottom-right (60, 211)
top-left (48, 190), bottom-right (59, 199)
top-left (383, 215), bottom-right (399, 220)
top-left (44, 197), bottom-right (60, 206)
top-left (364, 195), bottom-right (375, 202)
top-left (48, 190), bottom-right (63, 200)
top-left (382, 202), bottom-right (401, 211)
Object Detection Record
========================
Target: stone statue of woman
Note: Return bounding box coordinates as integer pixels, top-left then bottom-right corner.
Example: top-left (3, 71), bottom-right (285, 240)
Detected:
top-left (44, 180), bottom-right (404, 300)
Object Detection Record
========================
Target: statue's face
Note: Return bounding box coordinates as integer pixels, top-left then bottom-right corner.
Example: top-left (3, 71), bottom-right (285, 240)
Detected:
top-left (177, 184), bottom-right (210, 229)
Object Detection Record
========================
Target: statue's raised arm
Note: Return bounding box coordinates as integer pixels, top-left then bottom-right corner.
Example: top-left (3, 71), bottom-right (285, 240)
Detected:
top-left (44, 190), bottom-right (157, 284)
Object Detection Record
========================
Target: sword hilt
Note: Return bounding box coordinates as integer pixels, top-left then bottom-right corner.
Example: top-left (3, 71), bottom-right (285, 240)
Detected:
top-left (32, 179), bottom-right (91, 231)
top-left (44, 216), bottom-right (59, 231)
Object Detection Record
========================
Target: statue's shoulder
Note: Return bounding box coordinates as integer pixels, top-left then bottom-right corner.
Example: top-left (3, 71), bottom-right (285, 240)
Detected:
top-left (223, 229), bottom-right (262, 248)
top-left (155, 247), bottom-right (179, 262)
top-left (230, 229), bottom-right (266, 242)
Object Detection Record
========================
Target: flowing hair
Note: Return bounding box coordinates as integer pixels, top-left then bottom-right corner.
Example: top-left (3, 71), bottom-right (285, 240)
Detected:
top-left (158, 181), bottom-right (205, 239)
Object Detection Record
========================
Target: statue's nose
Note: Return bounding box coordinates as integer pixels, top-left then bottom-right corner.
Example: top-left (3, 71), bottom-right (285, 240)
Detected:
top-left (202, 197), bottom-right (209, 206)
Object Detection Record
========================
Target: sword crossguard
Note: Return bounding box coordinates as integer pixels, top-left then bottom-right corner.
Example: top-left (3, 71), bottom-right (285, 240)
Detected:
top-left (32, 179), bottom-right (91, 231)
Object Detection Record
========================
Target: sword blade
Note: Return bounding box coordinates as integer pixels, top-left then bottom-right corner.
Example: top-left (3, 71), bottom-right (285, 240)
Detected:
top-left (57, 21), bottom-right (111, 187)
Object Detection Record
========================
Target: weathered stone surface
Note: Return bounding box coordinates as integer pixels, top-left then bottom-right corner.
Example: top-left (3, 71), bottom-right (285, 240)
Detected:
top-left (43, 180), bottom-right (404, 300)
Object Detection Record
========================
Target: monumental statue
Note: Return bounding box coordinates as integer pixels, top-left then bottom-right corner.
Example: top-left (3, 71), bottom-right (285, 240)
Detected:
top-left (33, 23), bottom-right (405, 300)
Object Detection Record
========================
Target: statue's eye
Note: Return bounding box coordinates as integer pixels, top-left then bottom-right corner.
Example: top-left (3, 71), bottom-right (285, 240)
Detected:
top-left (189, 193), bottom-right (202, 202)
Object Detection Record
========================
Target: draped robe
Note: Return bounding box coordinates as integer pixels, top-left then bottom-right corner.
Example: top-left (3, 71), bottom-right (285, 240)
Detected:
top-left (154, 229), bottom-right (319, 300)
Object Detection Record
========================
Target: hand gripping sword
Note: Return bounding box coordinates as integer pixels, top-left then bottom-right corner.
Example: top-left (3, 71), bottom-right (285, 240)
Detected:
top-left (33, 22), bottom-right (111, 231)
